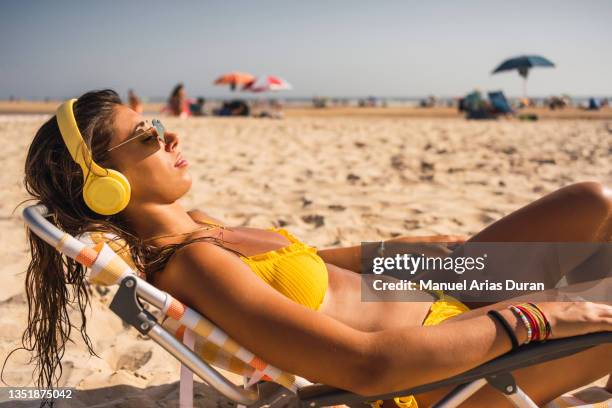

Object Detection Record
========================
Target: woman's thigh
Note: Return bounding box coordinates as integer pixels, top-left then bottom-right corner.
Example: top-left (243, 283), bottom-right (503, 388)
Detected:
top-left (465, 181), bottom-right (612, 243)
top-left (457, 182), bottom-right (612, 309)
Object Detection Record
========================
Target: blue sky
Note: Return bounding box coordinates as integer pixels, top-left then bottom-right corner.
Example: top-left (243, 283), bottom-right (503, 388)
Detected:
top-left (0, 0), bottom-right (610, 99)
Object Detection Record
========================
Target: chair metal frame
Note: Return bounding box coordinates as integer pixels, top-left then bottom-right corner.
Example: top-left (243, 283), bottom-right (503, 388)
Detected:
top-left (23, 204), bottom-right (611, 408)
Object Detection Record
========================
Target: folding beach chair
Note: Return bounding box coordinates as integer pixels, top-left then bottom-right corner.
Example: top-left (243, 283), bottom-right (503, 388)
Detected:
top-left (22, 204), bottom-right (612, 408)
top-left (488, 91), bottom-right (515, 115)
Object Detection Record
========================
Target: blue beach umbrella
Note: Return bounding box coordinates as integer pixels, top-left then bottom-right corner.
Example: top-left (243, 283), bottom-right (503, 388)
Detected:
top-left (492, 55), bottom-right (555, 97)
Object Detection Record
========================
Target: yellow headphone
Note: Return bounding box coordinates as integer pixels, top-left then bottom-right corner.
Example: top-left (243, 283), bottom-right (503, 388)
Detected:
top-left (56, 99), bottom-right (131, 215)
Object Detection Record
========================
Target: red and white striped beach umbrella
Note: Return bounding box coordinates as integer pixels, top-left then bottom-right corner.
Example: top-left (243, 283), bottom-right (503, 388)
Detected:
top-left (243, 75), bottom-right (292, 92)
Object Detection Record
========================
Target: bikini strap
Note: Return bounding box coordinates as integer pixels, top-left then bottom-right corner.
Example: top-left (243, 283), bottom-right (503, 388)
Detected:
top-left (194, 219), bottom-right (226, 229)
top-left (143, 220), bottom-right (225, 243)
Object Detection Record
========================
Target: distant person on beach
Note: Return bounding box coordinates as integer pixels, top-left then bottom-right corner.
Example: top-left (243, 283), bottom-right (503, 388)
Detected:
top-left (254, 99), bottom-right (284, 119)
top-left (462, 90), bottom-right (487, 112)
top-left (127, 89), bottom-right (143, 114)
top-left (547, 96), bottom-right (567, 110)
top-left (419, 95), bottom-right (436, 108)
top-left (189, 97), bottom-right (206, 116)
top-left (214, 99), bottom-right (250, 117)
top-left (312, 96), bottom-right (327, 108)
top-left (587, 98), bottom-right (601, 111)
top-left (164, 83), bottom-right (191, 118)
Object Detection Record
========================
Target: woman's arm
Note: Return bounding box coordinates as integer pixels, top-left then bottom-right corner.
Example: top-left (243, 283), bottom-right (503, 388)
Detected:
top-left (159, 241), bottom-right (531, 396)
top-left (316, 244), bottom-right (362, 272)
top-left (317, 234), bottom-right (468, 273)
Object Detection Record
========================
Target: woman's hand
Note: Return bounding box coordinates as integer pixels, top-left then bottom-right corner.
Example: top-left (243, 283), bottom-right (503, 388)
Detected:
top-left (536, 301), bottom-right (612, 340)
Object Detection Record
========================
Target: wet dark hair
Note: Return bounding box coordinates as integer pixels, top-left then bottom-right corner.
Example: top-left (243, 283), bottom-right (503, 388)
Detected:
top-left (168, 83), bottom-right (186, 116)
top-left (169, 83), bottom-right (184, 100)
top-left (2, 89), bottom-right (239, 407)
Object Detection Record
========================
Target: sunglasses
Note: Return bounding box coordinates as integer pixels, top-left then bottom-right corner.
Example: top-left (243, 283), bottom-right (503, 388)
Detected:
top-left (107, 119), bottom-right (167, 152)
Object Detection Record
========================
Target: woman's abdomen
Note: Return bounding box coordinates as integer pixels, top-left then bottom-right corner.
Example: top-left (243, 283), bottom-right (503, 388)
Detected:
top-left (318, 263), bottom-right (436, 332)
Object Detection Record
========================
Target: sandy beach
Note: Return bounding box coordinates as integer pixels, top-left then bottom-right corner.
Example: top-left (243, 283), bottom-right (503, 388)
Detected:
top-left (1, 112), bottom-right (610, 406)
top-left (2, 100), bottom-right (612, 120)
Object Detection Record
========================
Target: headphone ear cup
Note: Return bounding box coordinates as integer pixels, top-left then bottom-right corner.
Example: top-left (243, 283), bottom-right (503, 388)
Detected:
top-left (83, 169), bottom-right (131, 215)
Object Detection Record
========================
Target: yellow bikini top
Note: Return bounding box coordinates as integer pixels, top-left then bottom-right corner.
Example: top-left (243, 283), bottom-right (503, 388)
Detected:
top-left (195, 221), bottom-right (329, 311)
top-left (239, 227), bottom-right (329, 311)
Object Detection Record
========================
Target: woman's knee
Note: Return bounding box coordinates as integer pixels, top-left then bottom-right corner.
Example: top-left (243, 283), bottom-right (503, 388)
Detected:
top-left (564, 182), bottom-right (612, 240)
top-left (468, 181), bottom-right (611, 245)
top-left (559, 182), bottom-right (612, 217)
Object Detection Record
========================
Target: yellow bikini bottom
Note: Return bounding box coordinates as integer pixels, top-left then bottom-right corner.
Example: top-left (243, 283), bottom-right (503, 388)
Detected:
top-left (370, 291), bottom-right (471, 408)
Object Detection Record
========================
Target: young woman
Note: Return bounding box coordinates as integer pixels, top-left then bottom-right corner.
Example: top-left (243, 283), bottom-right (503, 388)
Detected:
top-left (164, 83), bottom-right (191, 118)
top-left (13, 90), bottom-right (612, 407)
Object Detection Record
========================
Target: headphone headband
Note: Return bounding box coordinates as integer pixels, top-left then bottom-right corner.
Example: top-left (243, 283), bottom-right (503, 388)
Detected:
top-left (56, 99), bottom-right (106, 178)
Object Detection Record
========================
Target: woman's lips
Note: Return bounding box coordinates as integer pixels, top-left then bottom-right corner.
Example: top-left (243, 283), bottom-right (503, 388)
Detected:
top-left (175, 158), bottom-right (188, 168)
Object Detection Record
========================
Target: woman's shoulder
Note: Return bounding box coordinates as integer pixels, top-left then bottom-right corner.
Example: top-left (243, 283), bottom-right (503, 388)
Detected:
top-left (168, 238), bottom-right (233, 272)
top-left (155, 239), bottom-right (233, 298)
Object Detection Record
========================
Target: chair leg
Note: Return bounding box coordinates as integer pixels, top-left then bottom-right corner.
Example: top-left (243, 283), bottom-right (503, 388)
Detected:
top-left (180, 328), bottom-right (196, 408)
top-left (431, 378), bottom-right (488, 408)
top-left (431, 373), bottom-right (540, 408)
top-left (486, 373), bottom-right (539, 408)
top-left (503, 387), bottom-right (539, 408)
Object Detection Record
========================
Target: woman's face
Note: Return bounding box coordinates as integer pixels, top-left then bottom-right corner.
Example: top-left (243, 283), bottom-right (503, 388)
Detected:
top-left (105, 105), bottom-right (192, 206)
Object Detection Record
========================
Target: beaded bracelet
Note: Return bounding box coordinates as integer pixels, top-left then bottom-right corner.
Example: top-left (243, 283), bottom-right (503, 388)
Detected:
top-left (515, 304), bottom-right (539, 341)
top-left (509, 305), bottom-right (533, 344)
top-left (509, 302), bottom-right (552, 343)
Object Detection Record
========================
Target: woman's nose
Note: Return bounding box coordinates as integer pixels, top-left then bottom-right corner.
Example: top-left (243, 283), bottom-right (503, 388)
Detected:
top-left (164, 132), bottom-right (180, 151)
